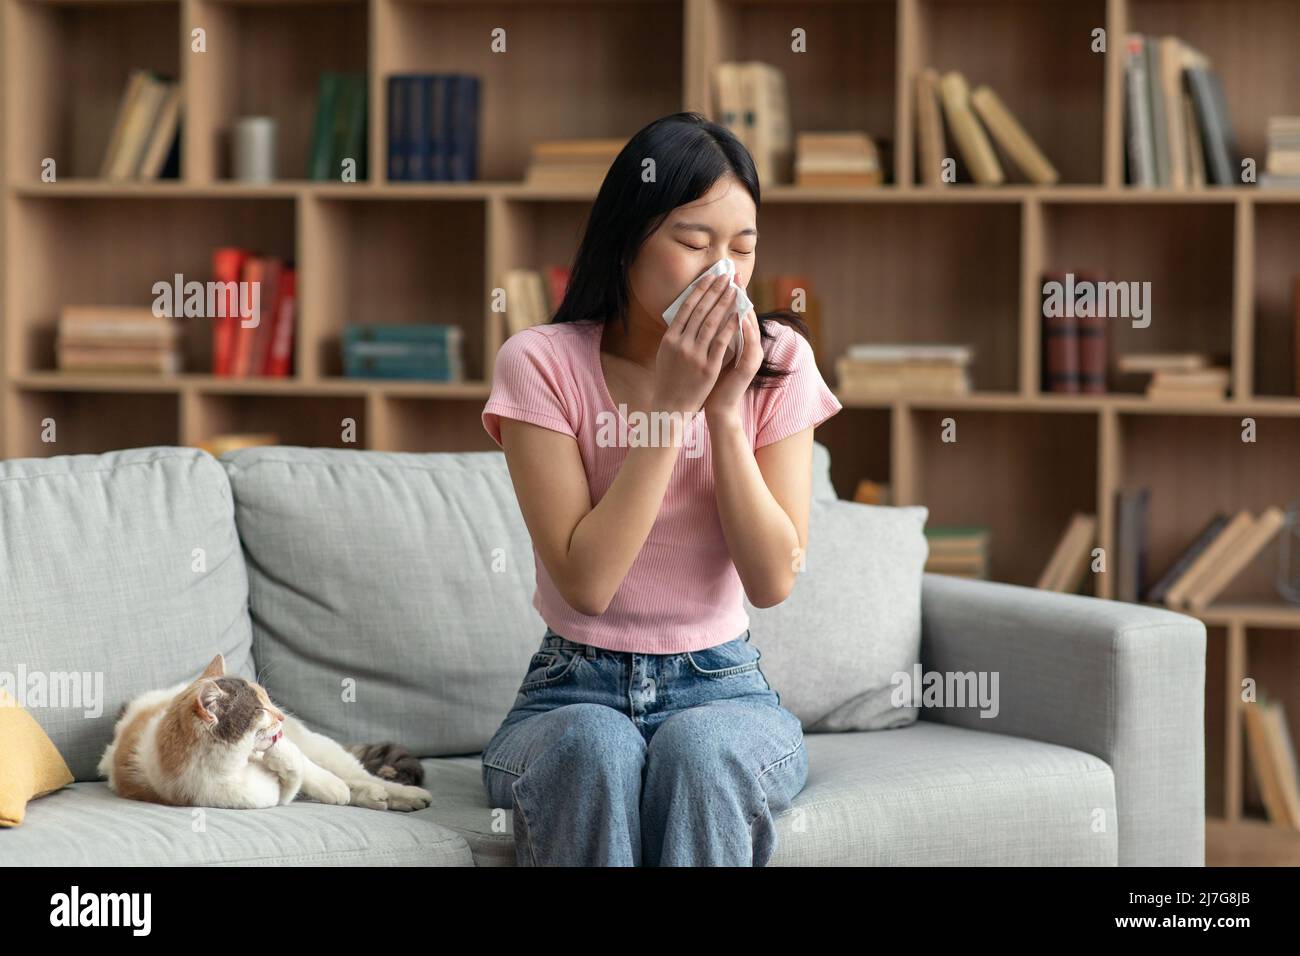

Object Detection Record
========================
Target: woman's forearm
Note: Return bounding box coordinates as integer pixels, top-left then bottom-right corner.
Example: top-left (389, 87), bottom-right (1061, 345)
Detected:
top-left (561, 434), bottom-right (685, 616)
top-left (707, 412), bottom-right (799, 607)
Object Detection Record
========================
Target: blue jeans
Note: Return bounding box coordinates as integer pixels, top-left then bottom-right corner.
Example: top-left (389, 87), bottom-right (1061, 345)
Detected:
top-left (481, 627), bottom-right (808, 866)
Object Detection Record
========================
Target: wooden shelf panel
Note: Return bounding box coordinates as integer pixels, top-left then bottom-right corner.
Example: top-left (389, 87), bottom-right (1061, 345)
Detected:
top-left (5, 388), bottom-right (179, 458)
top-left (913, 0), bottom-right (1107, 186)
top-left (1119, 413), bottom-right (1300, 604)
top-left (3, 0), bottom-right (181, 183)
top-left (186, 0), bottom-right (370, 182)
top-left (909, 406), bottom-right (1099, 587)
top-left (373, 0), bottom-right (682, 183)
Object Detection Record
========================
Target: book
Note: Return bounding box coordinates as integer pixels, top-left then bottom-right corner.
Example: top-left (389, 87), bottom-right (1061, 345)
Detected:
top-left (1117, 352), bottom-right (1210, 374)
top-left (1186, 66), bottom-right (1238, 186)
top-left (1163, 509), bottom-right (1254, 607)
top-left (1144, 37), bottom-right (1171, 186)
top-left (969, 85), bottom-right (1059, 185)
top-left (308, 73), bottom-right (343, 180)
top-left (448, 74), bottom-right (480, 181)
top-left (938, 71), bottom-right (1004, 185)
top-left (1265, 701), bottom-right (1300, 829)
top-left (387, 75), bottom-right (408, 180)
top-left (1186, 506), bottom-right (1286, 611)
top-left (915, 69), bottom-right (946, 187)
top-left (743, 62), bottom-right (792, 185)
top-left (197, 432), bottom-right (279, 457)
top-left (503, 269), bottom-right (550, 335)
top-left (105, 72), bottom-right (169, 180)
top-left (211, 247), bottom-right (249, 376)
top-left (136, 82), bottom-right (181, 180)
top-left (1124, 36), bottom-right (1156, 186)
top-left (1244, 697), bottom-right (1296, 828)
top-left (1116, 488), bottom-right (1150, 602)
top-left (795, 132), bottom-right (881, 187)
top-left (1037, 513), bottom-right (1096, 593)
top-left (1146, 513), bottom-right (1228, 605)
top-left (55, 305), bottom-right (181, 375)
top-left (1042, 270), bottom-right (1080, 393)
top-left (264, 266), bottom-right (297, 378)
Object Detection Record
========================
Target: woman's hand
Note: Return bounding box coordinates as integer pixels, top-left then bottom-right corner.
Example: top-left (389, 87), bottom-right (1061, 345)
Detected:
top-left (652, 273), bottom-right (741, 416)
top-left (702, 307), bottom-right (761, 426)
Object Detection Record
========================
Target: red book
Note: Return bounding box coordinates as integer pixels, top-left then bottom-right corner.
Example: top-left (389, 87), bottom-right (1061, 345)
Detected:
top-left (1075, 270), bottom-right (1109, 394)
top-left (211, 247), bottom-right (248, 375)
top-left (1041, 270), bottom-right (1080, 393)
top-left (545, 264), bottom-right (571, 314)
top-left (232, 257), bottom-right (268, 377)
top-left (248, 257), bottom-right (283, 377)
top-left (264, 267), bottom-right (297, 377)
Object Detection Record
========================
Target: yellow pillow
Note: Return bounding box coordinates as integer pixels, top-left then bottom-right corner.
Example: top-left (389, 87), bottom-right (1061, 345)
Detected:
top-left (0, 688), bottom-right (75, 826)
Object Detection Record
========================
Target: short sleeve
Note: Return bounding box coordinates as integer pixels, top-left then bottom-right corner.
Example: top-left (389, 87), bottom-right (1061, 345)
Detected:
top-left (482, 329), bottom-right (578, 447)
top-left (753, 323), bottom-right (843, 449)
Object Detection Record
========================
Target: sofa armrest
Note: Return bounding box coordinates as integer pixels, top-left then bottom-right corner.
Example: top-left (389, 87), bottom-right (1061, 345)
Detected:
top-left (918, 573), bottom-right (1206, 866)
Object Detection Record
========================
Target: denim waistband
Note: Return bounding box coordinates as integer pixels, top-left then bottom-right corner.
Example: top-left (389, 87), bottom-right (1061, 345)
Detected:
top-left (542, 627), bottom-right (751, 658)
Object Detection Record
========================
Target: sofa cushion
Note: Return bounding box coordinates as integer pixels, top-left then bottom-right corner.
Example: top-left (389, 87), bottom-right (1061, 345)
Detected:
top-left (811, 439), bottom-right (836, 501)
top-left (221, 447), bottom-right (545, 758)
top-left (0, 447), bottom-right (255, 781)
top-left (0, 782), bottom-right (472, 865)
top-left (745, 499), bottom-right (930, 731)
top-left (419, 721), bottom-right (1116, 866)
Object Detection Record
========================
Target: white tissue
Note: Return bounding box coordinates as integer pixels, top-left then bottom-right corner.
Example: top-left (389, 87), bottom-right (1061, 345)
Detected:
top-left (661, 257), bottom-right (752, 366)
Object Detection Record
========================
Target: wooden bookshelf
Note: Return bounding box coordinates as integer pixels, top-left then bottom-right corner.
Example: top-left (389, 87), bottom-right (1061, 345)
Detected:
top-left (3, 0), bottom-right (1300, 832)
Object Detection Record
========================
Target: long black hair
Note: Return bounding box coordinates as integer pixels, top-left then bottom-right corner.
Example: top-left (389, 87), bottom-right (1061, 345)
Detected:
top-left (549, 111), bottom-right (810, 389)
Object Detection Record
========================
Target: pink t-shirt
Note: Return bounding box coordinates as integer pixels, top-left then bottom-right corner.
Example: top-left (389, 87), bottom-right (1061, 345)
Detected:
top-left (481, 318), bottom-right (842, 654)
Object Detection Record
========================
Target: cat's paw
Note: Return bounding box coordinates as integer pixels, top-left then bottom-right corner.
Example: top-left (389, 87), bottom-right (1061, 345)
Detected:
top-left (347, 779), bottom-right (390, 811)
top-left (306, 770), bottom-right (351, 806)
top-left (382, 781), bottom-right (433, 812)
top-left (263, 741), bottom-right (303, 781)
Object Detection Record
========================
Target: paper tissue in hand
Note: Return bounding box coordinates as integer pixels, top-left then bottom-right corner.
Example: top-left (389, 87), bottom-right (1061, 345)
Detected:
top-left (661, 257), bottom-right (752, 366)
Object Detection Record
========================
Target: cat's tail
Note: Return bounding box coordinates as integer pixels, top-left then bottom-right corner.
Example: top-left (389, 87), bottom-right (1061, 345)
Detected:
top-left (346, 742), bottom-right (424, 787)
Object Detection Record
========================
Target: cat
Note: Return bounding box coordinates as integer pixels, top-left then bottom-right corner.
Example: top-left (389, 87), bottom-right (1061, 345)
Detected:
top-left (98, 653), bottom-right (433, 812)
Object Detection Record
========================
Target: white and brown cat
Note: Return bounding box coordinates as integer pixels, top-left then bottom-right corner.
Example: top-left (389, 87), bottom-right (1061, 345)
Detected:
top-left (99, 654), bottom-right (433, 812)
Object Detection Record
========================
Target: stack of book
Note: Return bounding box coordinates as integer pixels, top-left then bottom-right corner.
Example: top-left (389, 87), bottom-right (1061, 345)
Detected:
top-left (100, 70), bottom-right (181, 180)
top-left (924, 527), bottom-right (990, 579)
top-left (502, 265), bottom-right (570, 336)
top-left (342, 324), bottom-right (464, 381)
top-left (307, 72), bottom-right (368, 181)
top-left (211, 248), bottom-right (297, 378)
top-left (914, 69), bottom-right (1058, 186)
top-left (1147, 507), bottom-right (1287, 612)
top-left (713, 61), bottom-right (793, 185)
top-left (1123, 34), bottom-right (1237, 187)
top-left (523, 139), bottom-right (624, 188)
top-left (386, 74), bottom-right (480, 181)
top-left (1036, 513), bottom-right (1097, 593)
top-left (1115, 352), bottom-right (1229, 399)
top-left (1244, 693), bottom-right (1300, 830)
top-left (56, 305), bottom-right (181, 374)
top-left (793, 132), bottom-right (882, 187)
top-left (1260, 116), bottom-right (1300, 189)
top-left (836, 344), bottom-right (972, 398)
top-left (1041, 271), bottom-right (1109, 394)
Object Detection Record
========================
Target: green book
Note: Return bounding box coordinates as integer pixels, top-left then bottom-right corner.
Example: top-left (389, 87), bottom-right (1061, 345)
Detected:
top-left (307, 73), bottom-right (341, 180)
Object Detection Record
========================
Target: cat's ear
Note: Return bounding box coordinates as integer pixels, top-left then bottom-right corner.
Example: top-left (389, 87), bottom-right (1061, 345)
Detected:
top-left (193, 679), bottom-right (225, 726)
top-left (199, 654), bottom-right (225, 680)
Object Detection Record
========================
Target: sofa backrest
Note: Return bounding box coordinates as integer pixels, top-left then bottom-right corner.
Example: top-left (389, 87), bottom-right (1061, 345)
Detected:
top-left (0, 447), bottom-right (255, 780)
top-left (220, 447), bottom-right (544, 759)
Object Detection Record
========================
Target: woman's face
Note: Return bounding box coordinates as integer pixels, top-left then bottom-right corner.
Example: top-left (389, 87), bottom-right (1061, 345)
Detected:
top-left (627, 175), bottom-right (758, 326)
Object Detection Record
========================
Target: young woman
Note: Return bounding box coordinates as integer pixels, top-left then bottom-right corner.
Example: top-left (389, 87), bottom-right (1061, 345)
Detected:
top-left (479, 111), bottom-right (842, 866)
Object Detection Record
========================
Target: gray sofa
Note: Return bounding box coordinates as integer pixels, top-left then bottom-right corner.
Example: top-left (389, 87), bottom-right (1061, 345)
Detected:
top-left (0, 443), bottom-right (1205, 866)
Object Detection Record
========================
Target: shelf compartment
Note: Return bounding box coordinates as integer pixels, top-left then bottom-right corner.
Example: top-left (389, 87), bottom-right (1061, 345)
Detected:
top-left (182, 390), bottom-right (367, 449)
top-left (5, 195), bottom-right (296, 376)
top-left (374, 0), bottom-right (682, 182)
top-left (4, 0), bottom-right (181, 183)
top-left (1040, 201), bottom-right (1236, 393)
top-left (811, 406), bottom-right (891, 502)
top-left (702, 0), bottom-right (897, 185)
top-left (1252, 202), bottom-right (1300, 398)
top-left (187, 0), bottom-right (369, 182)
top-left (753, 201), bottom-right (1022, 391)
top-left (371, 395), bottom-right (499, 452)
top-left (1118, 411), bottom-right (1300, 603)
top-left (4, 388), bottom-right (179, 458)
top-left (913, 0), bottom-right (1106, 186)
top-left (907, 407), bottom-right (1099, 587)
top-left (1127, 0), bottom-right (1300, 176)
top-left (303, 195), bottom-right (486, 381)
